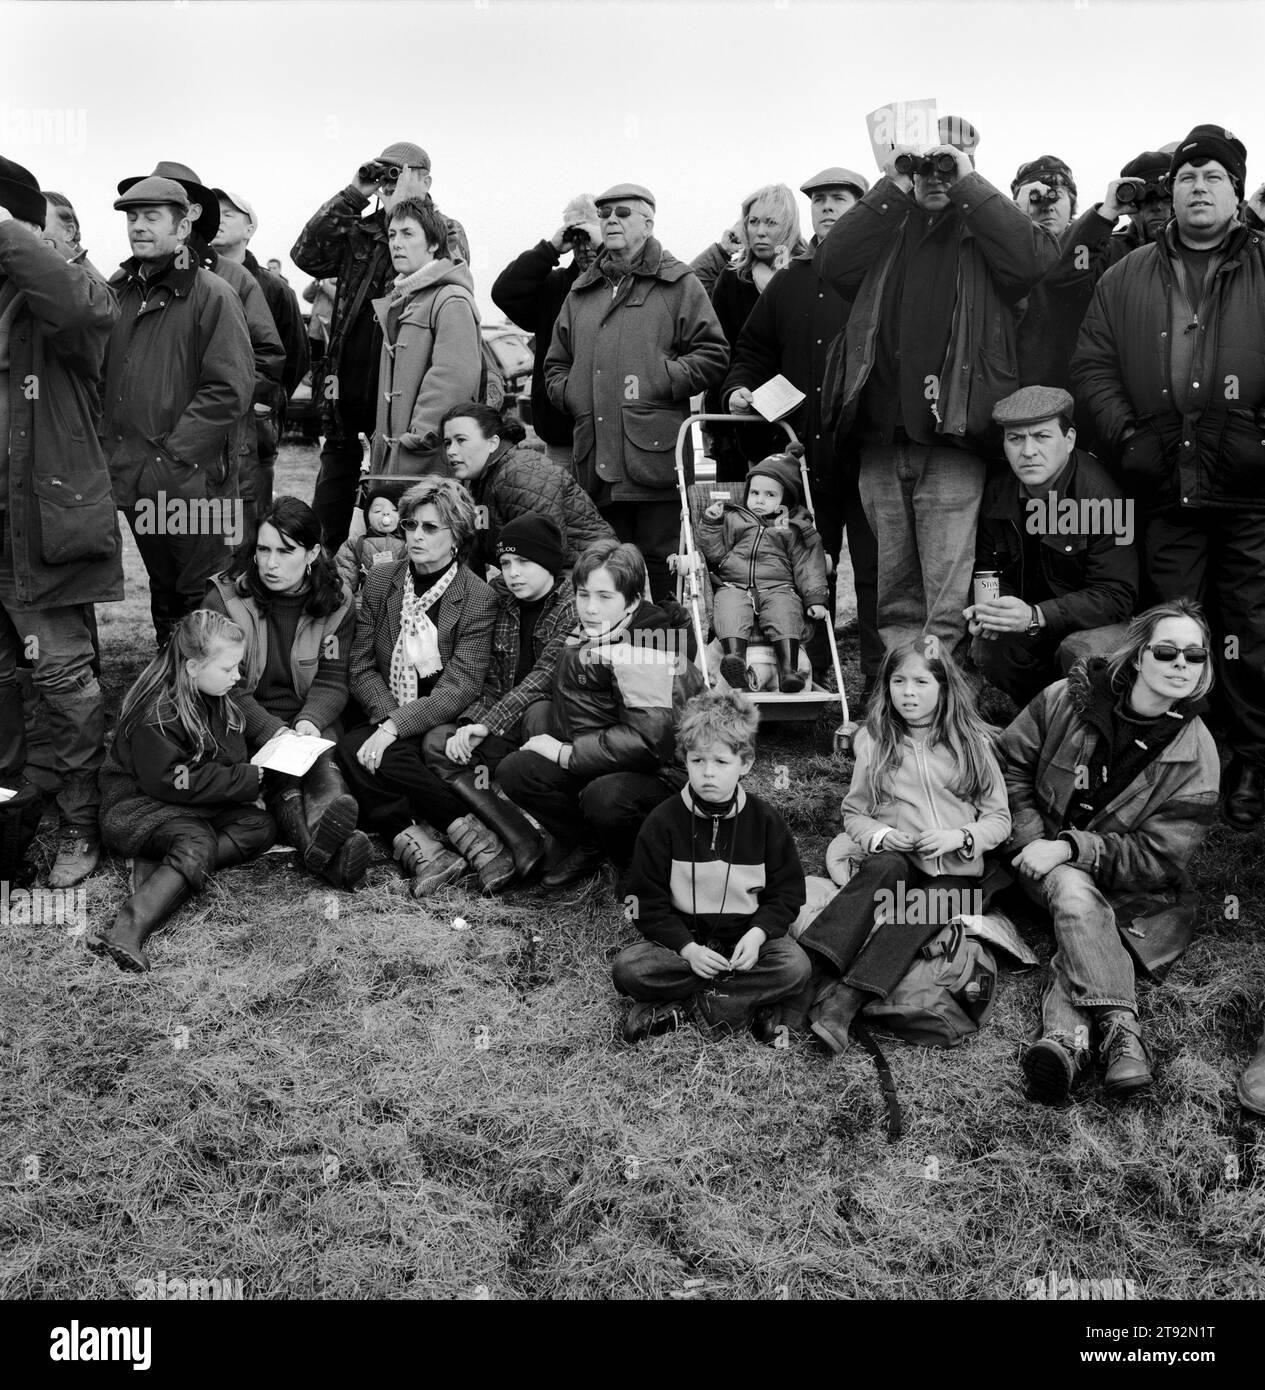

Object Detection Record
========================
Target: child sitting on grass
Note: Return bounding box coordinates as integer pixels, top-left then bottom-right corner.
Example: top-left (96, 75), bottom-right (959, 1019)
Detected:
top-left (333, 487), bottom-right (407, 596)
top-left (694, 444), bottom-right (829, 693)
top-left (90, 610), bottom-right (276, 973)
top-left (612, 687), bottom-right (811, 1043)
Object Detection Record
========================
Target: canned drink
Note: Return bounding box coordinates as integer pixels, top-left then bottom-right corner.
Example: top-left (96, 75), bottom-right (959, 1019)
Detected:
top-left (973, 570), bottom-right (1001, 606)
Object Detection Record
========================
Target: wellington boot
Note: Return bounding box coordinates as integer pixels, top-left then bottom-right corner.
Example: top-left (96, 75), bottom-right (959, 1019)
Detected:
top-left (719, 638), bottom-right (748, 690)
top-left (774, 638), bottom-right (806, 693)
top-left (809, 981), bottom-right (868, 1055)
top-left (301, 755), bottom-right (360, 873)
top-left (93, 866), bottom-right (192, 973)
top-left (449, 769), bottom-right (544, 881)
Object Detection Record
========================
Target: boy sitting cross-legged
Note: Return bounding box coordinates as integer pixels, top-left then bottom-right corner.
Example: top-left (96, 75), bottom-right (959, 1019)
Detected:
top-left (612, 687), bottom-right (811, 1043)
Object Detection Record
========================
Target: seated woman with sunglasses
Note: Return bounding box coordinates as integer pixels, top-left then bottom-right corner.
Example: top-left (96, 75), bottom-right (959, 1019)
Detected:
top-left (999, 598), bottom-right (1220, 1107)
top-left (336, 478), bottom-right (500, 895)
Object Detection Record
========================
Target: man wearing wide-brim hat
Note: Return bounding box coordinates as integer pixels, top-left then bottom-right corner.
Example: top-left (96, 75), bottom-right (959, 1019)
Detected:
top-left (543, 181), bottom-right (729, 602)
top-left (291, 142), bottom-right (470, 552)
top-left (101, 175), bottom-right (253, 647)
top-left (0, 154), bottom-right (121, 889)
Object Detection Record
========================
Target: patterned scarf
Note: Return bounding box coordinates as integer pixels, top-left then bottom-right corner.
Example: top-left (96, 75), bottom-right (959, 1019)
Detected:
top-left (389, 562), bottom-right (458, 705)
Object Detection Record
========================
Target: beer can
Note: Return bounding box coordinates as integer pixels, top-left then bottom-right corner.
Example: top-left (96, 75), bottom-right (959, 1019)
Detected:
top-left (973, 570), bottom-right (1001, 606)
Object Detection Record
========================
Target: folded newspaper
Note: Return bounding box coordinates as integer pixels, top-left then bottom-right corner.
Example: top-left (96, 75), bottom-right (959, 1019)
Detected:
top-left (250, 730), bottom-right (335, 777)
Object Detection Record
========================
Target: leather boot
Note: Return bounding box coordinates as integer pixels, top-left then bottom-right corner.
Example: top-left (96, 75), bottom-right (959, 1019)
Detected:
top-left (1223, 757), bottom-right (1265, 831)
top-left (774, 638), bottom-right (806, 693)
top-left (1236, 1022), bottom-right (1265, 1117)
top-left (446, 815), bottom-right (515, 895)
top-left (1097, 1009), bottom-right (1152, 1098)
top-left (393, 822), bottom-right (465, 897)
top-left (809, 980), bottom-right (869, 1055)
top-left (272, 788), bottom-right (311, 854)
top-left (300, 754), bottom-right (361, 873)
top-left (448, 769), bottom-right (545, 881)
top-left (719, 638), bottom-right (748, 690)
top-left (92, 866), bottom-right (192, 973)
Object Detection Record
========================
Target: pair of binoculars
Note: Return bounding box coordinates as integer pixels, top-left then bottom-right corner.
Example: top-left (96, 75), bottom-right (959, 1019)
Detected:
top-left (1028, 185), bottom-right (1062, 206)
top-left (358, 161), bottom-right (402, 184)
top-left (894, 151), bottom-right (959, 178)
top-left (1114, 177), bottom-right (1150, 206)
top-left (561, 225), bottom-right (593, 248)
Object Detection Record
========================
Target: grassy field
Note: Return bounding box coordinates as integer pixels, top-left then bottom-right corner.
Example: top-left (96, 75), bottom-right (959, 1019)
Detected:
top-left (2, 442), bottom-right (1263, 1302)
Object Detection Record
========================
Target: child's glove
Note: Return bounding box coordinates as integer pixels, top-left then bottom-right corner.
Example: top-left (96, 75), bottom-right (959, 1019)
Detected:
top-left (806, 604), bottom-right (829, 621)
top-left (702, 502), bottom-right (725, 521)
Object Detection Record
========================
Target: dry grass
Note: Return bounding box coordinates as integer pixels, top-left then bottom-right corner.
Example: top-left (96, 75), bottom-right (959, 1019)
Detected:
top-left (2, 444), bottom-right (1263, 1301)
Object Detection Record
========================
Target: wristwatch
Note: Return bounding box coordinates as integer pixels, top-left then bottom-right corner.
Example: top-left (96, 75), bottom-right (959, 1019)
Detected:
top-left (959, 828), bottom-right (975, 858)
top-left (1025, 604), bottom-right (1042, 637)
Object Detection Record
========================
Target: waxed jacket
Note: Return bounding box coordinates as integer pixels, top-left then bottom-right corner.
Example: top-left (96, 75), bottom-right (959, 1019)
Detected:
top-left (549, 600), bottom-right (704, 782)
top-left (816, 173), bottom-right (1058, 447)
top-left (291, 187), bottom-right (468, 426)
top-left (975, 449), bottom-right (1138, 640)
top-left (102, 254), bottom-right (253, 509)
top-left (370, 258), bottom-right (481, 477)
top-left (544, 238), bottom-right (729, 501)
top-left (0, 224), bottom-right (123, 608)
top-left (243, 249), bottom-right (310, 399)
top-left (1072, 219), bottom-right (1265, 511)
top-left (999, 662), bottom-right (1219, 893)
top-left (466, 439), bottom-right (614, 575)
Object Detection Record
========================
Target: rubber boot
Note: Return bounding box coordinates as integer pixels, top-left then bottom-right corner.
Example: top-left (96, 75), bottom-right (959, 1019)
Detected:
top-left (719, 638), bottom-right (748, 690)
top-left (446, 815), bottom-right (516, 895)
top-left (775, 638), bottom-right (806, 693)
top-left (274, 786), bottom-right (370, 889)
top-left (448, 770), bottom-right (545, 881)
top-left (393, 822), bottom-right (466, 897)
top-left (300, 754), bottom-right (360, 874)
top-left (93, 866), bottom-right (192, 973)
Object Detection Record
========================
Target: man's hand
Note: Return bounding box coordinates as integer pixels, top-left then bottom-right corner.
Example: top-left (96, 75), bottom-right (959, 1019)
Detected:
top-left (293, 719), bottom-right (322, 739)
top-left (352, 161), bottom-right (384, 197)
top-left (914, 827), bottom-right (967, 859)
top-left (522, 733), bottom-right (567, 765)
top-left (883, 144), bottom-right (919, 193)
top-left (963, 603), bottom-right (996, 639)
top-left (1102, 179), bottom-right (1142, 222)
top-left (1014, 180), bottom-right (1052, 211)
top-left (807, 604), bottom-right (829, 621)
top-left (357, 724), bottom-right (398, 773)
top-left (729, 926), bottom-right (767, 972)
top-left (969, 596), bottom-right (1035, 635)
top-left (929, 143), bottom-right (973, 180)
top-left (445, 723), bottom-right (489, 765)
top-left (681, 940), bottom-right (731, 979)
top-left (728, 387), bottom-right (755, 414)
top-left (1011, 837), bottom-right (1074, 880)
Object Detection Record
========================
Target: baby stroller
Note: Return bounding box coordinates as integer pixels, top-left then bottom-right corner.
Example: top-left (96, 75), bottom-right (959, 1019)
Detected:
top-left (673, 414), bottom-right (855, 753)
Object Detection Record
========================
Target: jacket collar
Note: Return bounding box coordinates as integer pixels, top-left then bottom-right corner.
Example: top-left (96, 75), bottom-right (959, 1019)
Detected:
top-left (572, 236), bottom-right (688, 291)
top-left (984, 451), bottom-right (1081, 520)
top-left (115, 251), bottom-right (199, 298)
top-left (679, 783), bottom-right (747, 820)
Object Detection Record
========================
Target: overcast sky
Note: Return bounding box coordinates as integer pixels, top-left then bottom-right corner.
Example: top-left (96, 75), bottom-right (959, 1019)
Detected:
top-left (5, 0), bottom-right (1265, 321)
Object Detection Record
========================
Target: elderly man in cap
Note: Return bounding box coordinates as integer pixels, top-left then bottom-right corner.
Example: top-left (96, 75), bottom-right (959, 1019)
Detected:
top-left (492, 194), bottom-right (601, 472)
top-left (1074, 123), bottom-right (1265, 828)
top-left (722, 165), bottom-right (881, 687)
top-left (544, 183), bottom-right (729, 601)
top-left (102, 176), bottom-right (253, 647)
top-left (816, 116), bottom-right (1059, 660)
top-left (0, 156), bottom-right (121, 887)
top-left (966, 386), bottom-right (1136, 709)
top-left (292, 143), bottom-right (469, 551)
top-left (213, 188), bottom-right (310, 510)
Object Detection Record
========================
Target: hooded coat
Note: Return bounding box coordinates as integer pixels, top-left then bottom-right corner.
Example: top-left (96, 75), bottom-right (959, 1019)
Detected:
top-left (370, 258), bottom-right (481, 477)
top-left (544, 237), bottom-right (729, 502)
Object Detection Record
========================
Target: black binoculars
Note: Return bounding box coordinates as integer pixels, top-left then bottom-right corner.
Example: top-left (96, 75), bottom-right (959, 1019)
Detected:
top-left (561, 225), bottom-right (592, 248)
top-left (358, 161), bottom-right (402, 184)
top-left (1114, 177), bottom-right (1149, 206)
top-left (1028, 185), bottom-right (1061, 206)
top-left (895, 151), bottom-right (958, 178)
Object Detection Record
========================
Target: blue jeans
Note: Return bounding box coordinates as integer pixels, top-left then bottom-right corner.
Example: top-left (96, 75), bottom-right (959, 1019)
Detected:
top-left (0, 567), bottom-right (105, 831)
top-left (858, 442), bottom-right (986, 658)
top-left (1023, 864), bottom-right (1137, 1048)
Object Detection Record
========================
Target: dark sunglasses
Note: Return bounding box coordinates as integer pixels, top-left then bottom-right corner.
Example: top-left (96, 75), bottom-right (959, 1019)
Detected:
top-left (400, 518), bottom-right (451, 535)
top-left (1144, 643), bottom-right (1208, 665)
top-left (597, 204), bottom-right (636, 220)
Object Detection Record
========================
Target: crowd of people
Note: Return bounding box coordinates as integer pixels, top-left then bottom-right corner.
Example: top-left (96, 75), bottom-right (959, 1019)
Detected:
top-left (1, 113), bottom-right (1264, 1117)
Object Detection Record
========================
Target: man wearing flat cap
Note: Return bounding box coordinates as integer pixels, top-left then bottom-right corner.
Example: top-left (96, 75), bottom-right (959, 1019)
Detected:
top-left (967, 385), bottom-right (1136, 708)
top-left (292, 142), bottom-right (469, 551)
top-left (723, 165), bottom-right (881, 687)
top-left (1074, 123), bottom-right (1265, 829)
top-left (0, 155), bottom-right (121, 889)
top-left (816, 114), bottom-right (1059, 660)
top-left (101, 175), bottom-right (253, 648)
top-left (544, 183), bottom-right (729, 601)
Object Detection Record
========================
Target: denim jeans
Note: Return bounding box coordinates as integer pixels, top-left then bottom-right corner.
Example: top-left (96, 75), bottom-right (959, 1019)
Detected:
top-left (612, 936), bottom-right (812, 1031)
top-left (0, 568), bottom-right (105, 830)
top-left (858, 442), bottom-right (986, 658)
top-left (1022, 863), bottom-right (1137, 1047)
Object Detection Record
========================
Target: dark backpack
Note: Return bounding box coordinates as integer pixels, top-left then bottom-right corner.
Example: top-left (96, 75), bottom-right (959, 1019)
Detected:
top-left (0, 782), bottom-right (45, 889)
top-left (861, 921), bottom-right (998, 1047)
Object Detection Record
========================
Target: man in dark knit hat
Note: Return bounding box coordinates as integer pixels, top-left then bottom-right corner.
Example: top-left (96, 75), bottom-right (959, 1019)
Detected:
top-left (292, 142), bottom-right (469, 551)
top-left (0, 155), bottom-right (121, 887)
top-left (1074, 123), bottom-right (1265, 828)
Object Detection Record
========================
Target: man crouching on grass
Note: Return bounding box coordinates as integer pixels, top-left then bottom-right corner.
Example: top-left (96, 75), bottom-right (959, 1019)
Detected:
top-left (612, 688), bottom-right (811, 1043)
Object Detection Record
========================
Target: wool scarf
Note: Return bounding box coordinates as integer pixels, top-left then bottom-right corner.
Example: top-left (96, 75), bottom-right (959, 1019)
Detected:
top-left (389, 562), bottom-right (458, 704)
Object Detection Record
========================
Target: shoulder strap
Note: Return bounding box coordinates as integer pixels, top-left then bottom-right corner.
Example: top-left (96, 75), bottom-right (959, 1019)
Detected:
top-left (852, 1023), bottom-right (903, 1143)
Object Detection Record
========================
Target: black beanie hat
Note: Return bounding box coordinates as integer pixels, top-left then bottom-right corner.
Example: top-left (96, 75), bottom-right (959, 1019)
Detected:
top-left (1169, 124), bottom-right (1247, 198)
top-left (361, 486), bottom-right (400, 521)
top-left (1120, 150), bottom-right (1171, 185)
top-left (1012, 154), bottom-right (1077, 203)
top-left (497, 513), bottom-right (566, 575)
top-left (0, 155), bottom-right (46, 229)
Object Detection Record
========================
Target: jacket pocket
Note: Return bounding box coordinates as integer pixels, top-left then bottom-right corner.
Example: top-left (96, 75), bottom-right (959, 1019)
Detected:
top-left (571, 412), bottom-right (596, 468)
top-left (1207, 411), bottom-right (1265, 501)
top-left (138, 440), bottom-right (208, 503)
top-left (621, 405), bottom-right (680, 489)
top-left (33, 472), bottom-right (120, 565)
top-left (1117, 419), bottom-right (1172, 491)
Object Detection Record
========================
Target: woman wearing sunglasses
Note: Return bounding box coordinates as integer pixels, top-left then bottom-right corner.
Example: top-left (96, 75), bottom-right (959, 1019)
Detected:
top-left (998, 597), bottom-right (1220, 1107)
top-left (336, 478), bottom-right (505, 895)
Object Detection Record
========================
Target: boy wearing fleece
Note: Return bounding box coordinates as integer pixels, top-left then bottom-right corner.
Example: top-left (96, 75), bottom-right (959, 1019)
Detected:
top-left (612, 687), bottom-right (811, 1042)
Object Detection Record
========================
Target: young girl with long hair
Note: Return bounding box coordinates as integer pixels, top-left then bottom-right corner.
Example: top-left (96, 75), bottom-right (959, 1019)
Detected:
top-left (791, 636), bottom-right (1011, 1052)
top-left (90, 611), bottom-right (276, 972)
